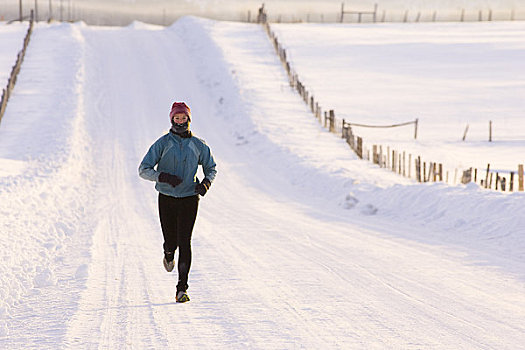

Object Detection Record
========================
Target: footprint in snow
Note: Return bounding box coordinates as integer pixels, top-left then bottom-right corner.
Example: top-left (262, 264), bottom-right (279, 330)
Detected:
top-left (33, 268), bottom-right (57, 288)
top-left (360, 204), bottom-right (378, 216)
top-left (75, 264), bottom-right (89, 280)
top-left (342, 194), bottom-right (359, 209)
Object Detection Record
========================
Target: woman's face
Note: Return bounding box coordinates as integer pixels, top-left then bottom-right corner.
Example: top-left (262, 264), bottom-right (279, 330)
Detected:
top-left (172, 113), bottom-right (188, 124)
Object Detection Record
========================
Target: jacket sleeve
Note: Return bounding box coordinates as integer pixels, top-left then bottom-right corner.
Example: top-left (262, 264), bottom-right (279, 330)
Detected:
top-left (138, 137), bottom-right (164, 182)
top-left (199, 142), bottom-right (217, 183)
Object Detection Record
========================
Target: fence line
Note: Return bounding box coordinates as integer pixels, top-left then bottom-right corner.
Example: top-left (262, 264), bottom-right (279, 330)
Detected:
top-left (0, 11), bottom-right (34, 126)
top-left (342, 119), bottom-right (418, 139)
top-left (266, 7), bottom-right (524, 24)
top-left (340, 3), bottom-right (378, 23)
top-left (258, 6), bottom-right (523, 193)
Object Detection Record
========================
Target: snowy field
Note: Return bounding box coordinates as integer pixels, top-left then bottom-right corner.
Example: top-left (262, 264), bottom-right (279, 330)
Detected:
top-left (272, 21), bottom-right (525, 174)
top-left (0, 17), bottom-right (524, 348)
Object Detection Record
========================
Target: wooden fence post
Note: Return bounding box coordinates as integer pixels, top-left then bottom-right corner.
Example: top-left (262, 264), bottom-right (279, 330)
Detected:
top-left (402, 151), bottom-right (406, 176)
top-left (0, 88), bottom-right (8, 121)
top-left (408, 154), bottom-right (412, 178)
top-left (414, 118), bottom-right (418, 139)
top-left (392, 150), bottom-right (395, 172)
top-left (484, 164), bottom-right (490, 188)
top-left (510, 172), bottom-right (514, 191)
top-left (356, 137), bottom-right (363, 159)
top-left (415, 157), bottom-right (418, 181)
top-left (329, 110), bottom-right (335, 133)
top-left (461, 168), bottom-right (472, 184)
top-left (519, 164), bottom-right (524, 191)
top-left (462, 124), bottom-right (469, 141)
top-left (394, 151), bottom-right (398, 173)
top-left (416, 156), bottom-right (421, 182)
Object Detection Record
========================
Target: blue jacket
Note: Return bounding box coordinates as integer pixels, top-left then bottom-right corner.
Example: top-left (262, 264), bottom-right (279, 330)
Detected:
top-left (139, 131), bottom-right (217, 198)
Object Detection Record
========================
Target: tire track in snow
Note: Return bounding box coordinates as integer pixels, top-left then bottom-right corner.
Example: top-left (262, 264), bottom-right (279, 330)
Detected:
top-left (63, 34), bottom-right (171, 345)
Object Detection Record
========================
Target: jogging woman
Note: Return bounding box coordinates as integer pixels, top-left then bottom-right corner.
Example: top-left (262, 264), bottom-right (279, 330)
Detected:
top-left (139, 101), bottom-right (217, 302)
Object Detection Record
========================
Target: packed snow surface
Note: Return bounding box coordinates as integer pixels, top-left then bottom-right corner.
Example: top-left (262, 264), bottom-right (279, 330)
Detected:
top-left (0, 17), bottom-right (524, 348)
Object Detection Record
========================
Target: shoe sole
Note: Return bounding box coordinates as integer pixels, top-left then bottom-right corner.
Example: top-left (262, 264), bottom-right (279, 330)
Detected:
top-left (163, 258), bottom-right (174, 272)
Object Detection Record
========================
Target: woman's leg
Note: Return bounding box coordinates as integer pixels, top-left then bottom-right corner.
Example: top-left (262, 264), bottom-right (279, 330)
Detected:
top-left (158, 193), bottom-right (178, 260)
top-left (176, 195), bottom-right (199, 292)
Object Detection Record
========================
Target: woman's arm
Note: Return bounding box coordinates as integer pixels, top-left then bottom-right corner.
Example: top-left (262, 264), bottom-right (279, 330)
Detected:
top-left (199, 142), bottom-right (217, 183)
top-left (138, 138), bottom-right (164, 182)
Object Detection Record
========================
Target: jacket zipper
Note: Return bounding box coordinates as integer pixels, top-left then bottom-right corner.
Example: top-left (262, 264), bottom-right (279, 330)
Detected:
top-left (180, 139), bottom-right (186, 179)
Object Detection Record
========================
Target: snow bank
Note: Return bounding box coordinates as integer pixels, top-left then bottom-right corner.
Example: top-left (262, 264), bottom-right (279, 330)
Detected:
top-left (0, 22), bottom-right (95, 337)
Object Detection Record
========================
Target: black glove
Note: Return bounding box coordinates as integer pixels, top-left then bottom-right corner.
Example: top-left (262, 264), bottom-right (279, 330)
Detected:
top-left (195, 179), bottom-right (211, 196)
top-left (158, 172), bottom-right (183, 188)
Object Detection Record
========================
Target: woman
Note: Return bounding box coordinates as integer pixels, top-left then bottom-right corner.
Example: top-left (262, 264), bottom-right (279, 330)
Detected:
top-left (139, 101), bottom-right (217, 303)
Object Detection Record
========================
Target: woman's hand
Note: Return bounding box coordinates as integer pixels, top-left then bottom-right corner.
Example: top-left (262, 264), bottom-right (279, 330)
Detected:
top-left (195, 179), bottom-right (211, 196)
top-left (158, 172), bottom-right (183, 188)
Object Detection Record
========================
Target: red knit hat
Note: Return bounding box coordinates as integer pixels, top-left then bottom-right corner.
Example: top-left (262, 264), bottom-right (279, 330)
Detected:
top-left (169, 102), bottom-right (191, 121)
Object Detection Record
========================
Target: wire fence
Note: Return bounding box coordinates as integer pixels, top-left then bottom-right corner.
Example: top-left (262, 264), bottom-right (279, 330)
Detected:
top-left (0, 10), bottom-right (33, 125)
top-left (258, 7), bottom-right (524, 193)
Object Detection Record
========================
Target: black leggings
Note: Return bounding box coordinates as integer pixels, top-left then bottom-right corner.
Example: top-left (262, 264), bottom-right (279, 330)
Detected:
top-left (158, 193), bottom-right (199, 292)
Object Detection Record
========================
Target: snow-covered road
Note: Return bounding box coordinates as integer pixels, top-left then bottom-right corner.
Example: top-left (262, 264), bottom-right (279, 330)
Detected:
top-left (1, 18), bottom-right (524, 348)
